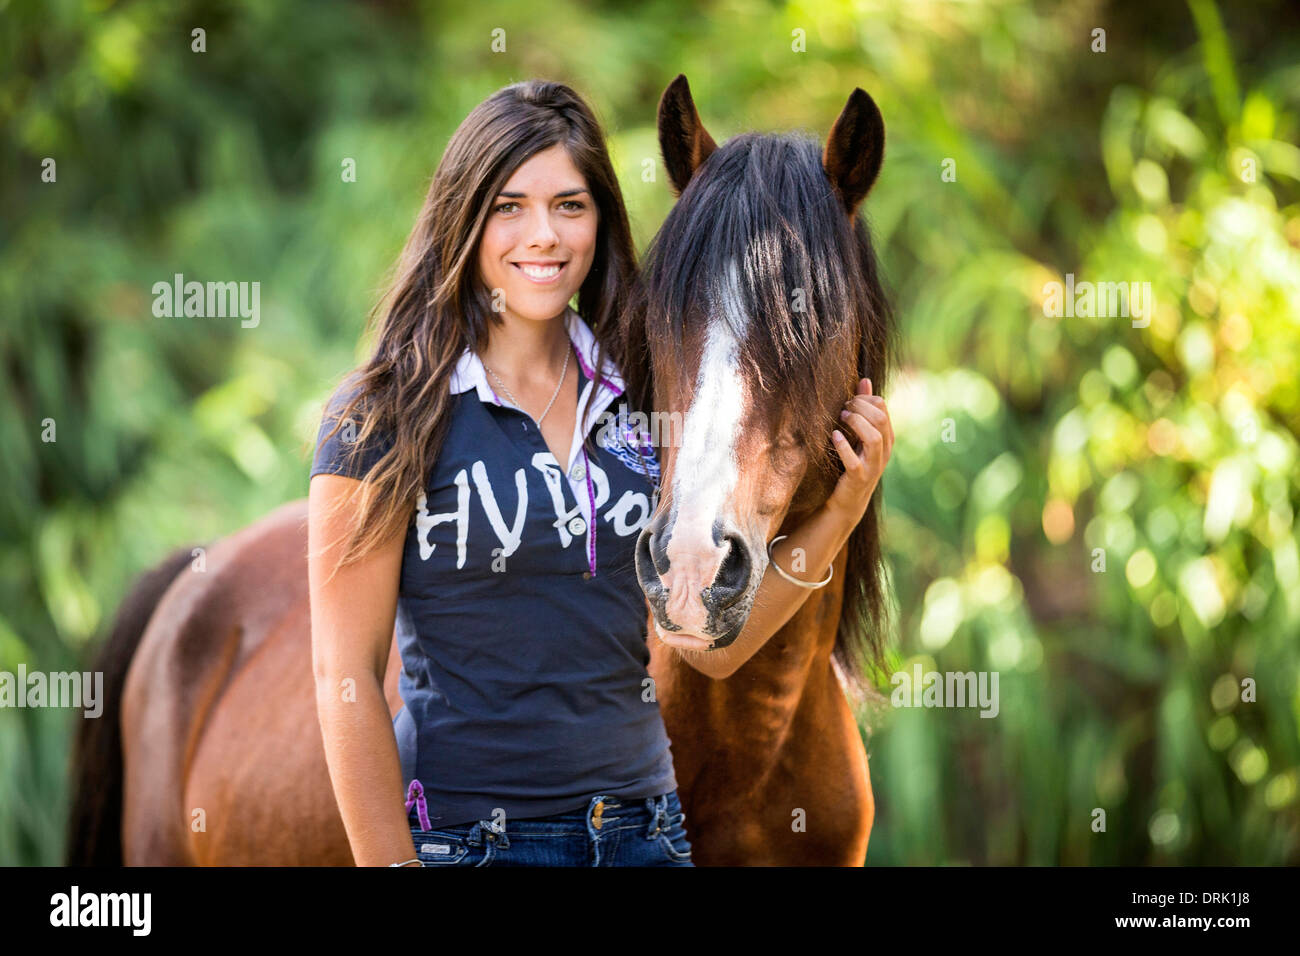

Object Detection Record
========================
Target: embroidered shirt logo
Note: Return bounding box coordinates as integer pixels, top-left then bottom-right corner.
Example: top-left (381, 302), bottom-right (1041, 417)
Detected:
top-left (600, 427), bottom-right (660, 483)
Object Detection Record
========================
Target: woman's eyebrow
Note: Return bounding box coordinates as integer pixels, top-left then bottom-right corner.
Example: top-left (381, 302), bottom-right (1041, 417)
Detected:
top-left (496, 188), bottom-right (591, 199)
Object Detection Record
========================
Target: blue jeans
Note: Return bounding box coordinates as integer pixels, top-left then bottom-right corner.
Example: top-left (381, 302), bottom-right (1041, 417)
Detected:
top-left (407, 790), bottom-right (694, 866)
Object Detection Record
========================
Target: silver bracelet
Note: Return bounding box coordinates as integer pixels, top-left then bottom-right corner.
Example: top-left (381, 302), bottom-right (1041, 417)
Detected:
top-left (767, 535), bottom-right (833, 589)
top-left (389, 858), bottom-right (424, 867)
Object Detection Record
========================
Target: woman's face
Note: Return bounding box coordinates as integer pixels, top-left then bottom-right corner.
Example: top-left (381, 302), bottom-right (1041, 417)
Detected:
top-left (477, 143), bottom-right (599, 324)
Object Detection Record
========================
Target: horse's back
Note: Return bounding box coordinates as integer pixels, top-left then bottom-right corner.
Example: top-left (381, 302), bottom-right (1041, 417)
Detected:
top-left (121, 499), bottom-right (400, 865)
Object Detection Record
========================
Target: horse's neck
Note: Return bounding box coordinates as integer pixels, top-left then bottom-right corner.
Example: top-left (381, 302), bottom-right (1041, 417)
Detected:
top-left (657, 546), bottom-right (847, 804)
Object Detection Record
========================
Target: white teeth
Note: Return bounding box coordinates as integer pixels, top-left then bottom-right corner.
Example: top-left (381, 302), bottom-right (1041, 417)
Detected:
top-left (518, 263), bottom-right (561, 280)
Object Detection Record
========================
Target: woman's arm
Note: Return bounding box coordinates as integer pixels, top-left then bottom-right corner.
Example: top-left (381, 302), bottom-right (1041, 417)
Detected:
top-left (668, 378), bottom-right (894, 680)
top-left (308, 473), bottom-right (414, 866)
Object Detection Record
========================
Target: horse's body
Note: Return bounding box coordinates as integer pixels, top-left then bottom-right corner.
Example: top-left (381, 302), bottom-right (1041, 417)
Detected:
top-left (69, 76), bottom-right (888, 867)
top-left (97, 496), bottom-right (869, 866)
top-left (117, 502), bottom-right (368, 866)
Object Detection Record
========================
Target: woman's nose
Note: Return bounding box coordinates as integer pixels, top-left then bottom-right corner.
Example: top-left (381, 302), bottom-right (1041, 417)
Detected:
top-left (527, 209), bottom-right (559, 248)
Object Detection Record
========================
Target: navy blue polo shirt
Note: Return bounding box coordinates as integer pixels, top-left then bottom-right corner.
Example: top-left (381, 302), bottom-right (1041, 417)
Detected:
top-left (309, 308), bottom-right (676, 827)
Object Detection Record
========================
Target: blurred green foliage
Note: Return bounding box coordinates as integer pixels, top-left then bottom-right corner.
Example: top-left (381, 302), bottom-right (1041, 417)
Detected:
top-left (1, 0), bottom-right (1296, 865)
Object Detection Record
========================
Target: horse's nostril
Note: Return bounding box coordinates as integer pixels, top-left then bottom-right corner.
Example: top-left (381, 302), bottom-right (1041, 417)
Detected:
top-left (635, 523), bottom-right (671, 585)
top-left (716, 534), bottom-right (750, 590)
top-left (704, 534), bottom-right (751, 612)
top-left (650, 534), bottom-right (669, 578)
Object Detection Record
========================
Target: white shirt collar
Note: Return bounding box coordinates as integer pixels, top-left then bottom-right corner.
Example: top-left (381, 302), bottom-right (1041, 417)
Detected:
top-left (449, 306), bottom-right (625, 404)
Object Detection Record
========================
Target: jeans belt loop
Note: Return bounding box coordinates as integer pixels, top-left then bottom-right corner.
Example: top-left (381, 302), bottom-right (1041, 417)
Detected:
top-left (475, 819), bottom-right (509, 849)
top-left (645, 794), bottom-right (666, 838)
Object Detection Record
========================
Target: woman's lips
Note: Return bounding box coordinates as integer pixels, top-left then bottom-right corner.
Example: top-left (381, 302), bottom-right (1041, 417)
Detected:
top-left (512, 261), bottom-right (567, 284)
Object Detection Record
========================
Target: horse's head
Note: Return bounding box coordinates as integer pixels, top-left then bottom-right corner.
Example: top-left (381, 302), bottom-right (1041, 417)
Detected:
top-left (633, 74), bottom-right (893, 661)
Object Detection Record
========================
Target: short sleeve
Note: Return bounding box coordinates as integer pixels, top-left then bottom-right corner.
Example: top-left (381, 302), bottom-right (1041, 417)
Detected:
top-left (309, 379), bottom-right (395, 481)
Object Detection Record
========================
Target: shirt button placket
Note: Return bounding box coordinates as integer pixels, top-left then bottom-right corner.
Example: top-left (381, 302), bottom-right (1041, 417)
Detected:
top-left (561, 451), bottom-right (591, 576)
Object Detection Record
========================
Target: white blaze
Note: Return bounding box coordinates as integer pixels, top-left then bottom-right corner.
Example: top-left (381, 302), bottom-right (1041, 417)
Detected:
top-left (663, 260), bottom-right (749, 631)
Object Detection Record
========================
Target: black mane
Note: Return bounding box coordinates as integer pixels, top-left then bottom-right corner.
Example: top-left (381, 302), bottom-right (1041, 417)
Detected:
top-left (640, 133), bottom-right (891, 458)
top-left (626, 130), bottom-right (897, 694)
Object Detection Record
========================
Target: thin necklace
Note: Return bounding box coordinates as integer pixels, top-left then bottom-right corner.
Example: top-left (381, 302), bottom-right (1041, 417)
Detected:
top-left (481, 342), bottom-right (571, 426)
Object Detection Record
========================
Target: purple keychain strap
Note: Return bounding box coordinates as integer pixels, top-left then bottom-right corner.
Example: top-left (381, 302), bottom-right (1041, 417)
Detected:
top-left (405, 778), bottom-right (431, 831)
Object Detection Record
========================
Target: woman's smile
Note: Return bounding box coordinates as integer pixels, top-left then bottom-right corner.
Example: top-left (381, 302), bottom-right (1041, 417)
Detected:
top-left (513, 260), bottom-right (568, 283)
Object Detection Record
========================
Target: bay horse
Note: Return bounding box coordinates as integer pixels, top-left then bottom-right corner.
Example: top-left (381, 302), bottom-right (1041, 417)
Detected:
top-left (632, 76), bottom-right (893, 864)
top-left (65, 75), bottom-right (893, 866)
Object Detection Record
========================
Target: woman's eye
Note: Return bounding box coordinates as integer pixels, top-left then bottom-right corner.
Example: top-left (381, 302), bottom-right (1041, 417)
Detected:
top-left (493, 202), bottom-right (518, 214)
top-left (560, 200), bottom-right (585, 212)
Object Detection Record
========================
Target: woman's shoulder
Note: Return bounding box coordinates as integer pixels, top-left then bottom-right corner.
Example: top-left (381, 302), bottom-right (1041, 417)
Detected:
top-left (310, 372), bottom-right (395, 480)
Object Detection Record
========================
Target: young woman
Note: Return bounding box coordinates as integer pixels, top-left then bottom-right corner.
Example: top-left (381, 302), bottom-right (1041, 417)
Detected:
top-left (306, 79), bottom-right (893, 867)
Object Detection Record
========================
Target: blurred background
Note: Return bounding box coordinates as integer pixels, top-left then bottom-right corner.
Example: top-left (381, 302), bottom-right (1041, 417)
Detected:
top-left (2, 0), bottom-right (1298, 865)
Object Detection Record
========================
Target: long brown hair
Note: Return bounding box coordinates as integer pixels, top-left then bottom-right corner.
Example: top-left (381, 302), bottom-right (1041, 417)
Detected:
top-left (318, 80), bottom-right (639, 575)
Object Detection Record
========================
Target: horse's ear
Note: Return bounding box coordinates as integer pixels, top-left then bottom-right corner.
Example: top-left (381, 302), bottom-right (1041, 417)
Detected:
top-left (822, 88), bottom-right (885, 216)
top-left (657, 74), bottom-right (718, 196)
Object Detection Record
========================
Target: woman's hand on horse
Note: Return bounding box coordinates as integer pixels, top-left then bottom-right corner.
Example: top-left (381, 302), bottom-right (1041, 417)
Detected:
top-left (827, 377), bottom-right (893, 523)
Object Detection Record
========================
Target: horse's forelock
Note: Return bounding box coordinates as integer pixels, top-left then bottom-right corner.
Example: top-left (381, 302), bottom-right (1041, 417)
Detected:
top-left (650, 135), bottom-right (875, 459)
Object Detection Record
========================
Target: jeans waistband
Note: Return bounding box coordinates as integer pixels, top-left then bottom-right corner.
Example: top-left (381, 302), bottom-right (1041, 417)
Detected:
top-left (407, 790), bottom-right (679, 845)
